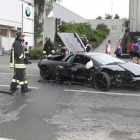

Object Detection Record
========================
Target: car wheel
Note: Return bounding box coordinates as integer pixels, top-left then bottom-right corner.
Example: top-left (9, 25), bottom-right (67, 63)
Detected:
top-left (94, 72), bottom-right (111, 91)
top-left (40, 66), bottom-right (51, 80)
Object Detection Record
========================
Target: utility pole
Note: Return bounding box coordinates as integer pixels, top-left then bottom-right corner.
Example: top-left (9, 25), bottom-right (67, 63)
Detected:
top-left (43, 0), bottom-right (48, 47)
top-left (111, 3), bottom-right (113, 17)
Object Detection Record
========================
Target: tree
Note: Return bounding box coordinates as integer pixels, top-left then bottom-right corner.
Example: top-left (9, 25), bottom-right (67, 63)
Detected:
top-left (96, 16), bottom-right (102, 19)
top-left (123, 18), bottom-right (129, 27)
top-left (34, 0), bottom-right (61, 43)
top-left (105, 14), bottom-right (112, 19)
top-left (114, 14), bottom-right (120, 19)
top-left (96, 23), bottom-right (108, 29)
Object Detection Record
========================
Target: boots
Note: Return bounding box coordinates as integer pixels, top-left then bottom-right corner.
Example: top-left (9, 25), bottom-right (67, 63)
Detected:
top-left (21, 84), bottom-right (31, 93)
top-left (10, 83), bottom-right (18, 92)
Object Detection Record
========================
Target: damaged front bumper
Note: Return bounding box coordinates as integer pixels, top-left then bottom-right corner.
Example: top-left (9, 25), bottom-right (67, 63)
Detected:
top-left (131, 77), bottom-right (140, 87)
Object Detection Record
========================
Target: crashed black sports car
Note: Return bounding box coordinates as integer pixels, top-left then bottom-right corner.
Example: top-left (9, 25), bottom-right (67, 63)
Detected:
top-left (38, 32), bottom-right (140, 91)
top-left (38, 53), bottom-right (140, 91)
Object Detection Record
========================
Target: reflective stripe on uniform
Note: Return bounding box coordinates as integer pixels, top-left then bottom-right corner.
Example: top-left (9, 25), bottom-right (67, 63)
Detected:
top-left (12, 79), bottom-right (19, 83)
top-left (10, 63), bottom-right (26, 69)
top-left (12, 47), bottom-right (14, 65)
top-left (52, 50), bottom-right (55, 54)
top-left (43, 51), bottom-right (46, 54)
top-left (19, 80), bottom-right (27, 85)
top-left (48, 54), bottom-right (52, 57)
top-left (19, 54), bottom-right (24, 59)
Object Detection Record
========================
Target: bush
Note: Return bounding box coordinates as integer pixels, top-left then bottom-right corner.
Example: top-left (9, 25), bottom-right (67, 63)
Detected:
top-left (29, 47), bottom-right (43, 60)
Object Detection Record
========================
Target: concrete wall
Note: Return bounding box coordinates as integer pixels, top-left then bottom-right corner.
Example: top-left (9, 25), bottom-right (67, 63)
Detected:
top-left (87, 19), bottom-right (125, 33)
top-left (129, 0), bottom-right (140, 32)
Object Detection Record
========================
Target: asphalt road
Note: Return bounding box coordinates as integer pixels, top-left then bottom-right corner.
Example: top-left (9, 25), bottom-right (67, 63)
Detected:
top-left (0, 54), bottom-right (140, 140)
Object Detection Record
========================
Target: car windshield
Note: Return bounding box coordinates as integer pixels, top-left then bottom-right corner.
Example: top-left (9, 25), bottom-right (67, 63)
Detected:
top-left (87, 53), bottom-right (125, 65)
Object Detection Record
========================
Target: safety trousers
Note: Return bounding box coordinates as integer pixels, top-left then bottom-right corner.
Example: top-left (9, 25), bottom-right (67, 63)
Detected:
top-left (10, 68), bottom-right (27, 90)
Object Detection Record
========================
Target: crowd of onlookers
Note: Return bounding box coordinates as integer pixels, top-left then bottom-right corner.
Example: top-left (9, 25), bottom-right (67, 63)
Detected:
top-left (105, 39), bottom-right (140, 64)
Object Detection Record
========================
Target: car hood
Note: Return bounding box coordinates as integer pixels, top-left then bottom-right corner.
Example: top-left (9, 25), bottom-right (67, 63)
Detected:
top-left (119, 62), bottom-right (140, 76)
top-left (58, 32), bottom-right (86, 53)
top-left (101, 62), bottom-right (140, 76)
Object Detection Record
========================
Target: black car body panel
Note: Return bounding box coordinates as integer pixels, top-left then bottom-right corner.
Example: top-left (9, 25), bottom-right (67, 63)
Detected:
top-left (38, 53), bottom-right (140, 91)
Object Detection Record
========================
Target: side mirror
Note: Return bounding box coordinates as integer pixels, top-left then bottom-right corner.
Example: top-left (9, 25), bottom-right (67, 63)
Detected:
top-left (86, 60), bottom-right (93, 69)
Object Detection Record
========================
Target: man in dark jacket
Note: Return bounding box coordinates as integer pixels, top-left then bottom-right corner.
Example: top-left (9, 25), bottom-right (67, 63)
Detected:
top-left (10, 31), bottom-right (31, 93)
top-left (81, 35), bottom-right (91, 52)
top-left (43, 36), bottom-right (55, 57)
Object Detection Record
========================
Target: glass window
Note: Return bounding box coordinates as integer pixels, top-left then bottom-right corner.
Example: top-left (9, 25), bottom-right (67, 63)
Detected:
top-left (112, 25), bottom-right (117, 30)
top-left (73, 55), bottom-right (90, 65)
top-left (88, 54), bottom-right (125, 65)
top-left (65, 55), bottom-right (73, 62)
top-left (11, 30), bottom-right (17, 38)
top-left (0, 29), bottom-right (7, 37)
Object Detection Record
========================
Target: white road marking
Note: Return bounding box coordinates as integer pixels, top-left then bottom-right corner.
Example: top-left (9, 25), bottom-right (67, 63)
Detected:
top-left (0, 65), bottom-right (38, 69)
top-left (0, 138), bottom-right (15, 140)
top-left (0, 66), bottom-right (9, 68)
top-left (1, 73), bottom-right (40, 76)
top-left (64, 89), bottom-right (140, 97)
top-left (0, 85), bottom-right (39, 89)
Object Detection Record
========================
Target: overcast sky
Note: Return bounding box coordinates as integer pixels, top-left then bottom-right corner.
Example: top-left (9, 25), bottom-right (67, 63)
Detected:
top-left (58, 0), bottom-right (129, 19)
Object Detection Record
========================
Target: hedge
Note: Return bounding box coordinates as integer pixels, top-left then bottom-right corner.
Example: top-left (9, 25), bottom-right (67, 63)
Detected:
top-left (29, 47), bottom-right (43, 60)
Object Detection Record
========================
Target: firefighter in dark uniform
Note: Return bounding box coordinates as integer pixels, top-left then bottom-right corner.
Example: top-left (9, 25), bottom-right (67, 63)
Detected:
top-left (81, 35), bottom-right (91, 52)
top-left (43, 36), bottom-right (55, 57)
top-left (10, 32), bottom-right (31, 93)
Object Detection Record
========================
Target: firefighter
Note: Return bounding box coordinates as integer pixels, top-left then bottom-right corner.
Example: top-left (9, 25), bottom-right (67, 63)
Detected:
top-left (43, 36), bottom-right (55, 57)
top-left (10, 31), bottom-right (31, 93)
top-left (81, 35), bottom-right (91, 52)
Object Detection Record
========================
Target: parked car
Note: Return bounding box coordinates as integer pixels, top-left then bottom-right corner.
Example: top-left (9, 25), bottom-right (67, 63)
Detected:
top-left (38, 53), bottom-right (140, 91)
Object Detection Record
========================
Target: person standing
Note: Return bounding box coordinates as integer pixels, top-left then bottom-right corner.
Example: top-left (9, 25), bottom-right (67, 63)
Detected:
top-left (21, 39), bottom-right (26, 51)
top-left (81, 35), bottom-right (91, 52)
top-left (43, 36), bottom-right (55, 57)
top-left (105, 40), bottom-right (111, 55)
top-left (128, 40), bottom-right (134, 62)
top-left (114, 42), bottom-right (122, 58)
top-left (133, 40), bottom-right (140, 64)
top-left (10, 32), bottom-right (31, 93)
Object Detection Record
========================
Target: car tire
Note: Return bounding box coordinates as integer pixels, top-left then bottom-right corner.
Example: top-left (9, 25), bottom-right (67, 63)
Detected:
top-left (94, 72), bottom-right (111, 91)
top-left (40, 66), bottom-right (51, 80)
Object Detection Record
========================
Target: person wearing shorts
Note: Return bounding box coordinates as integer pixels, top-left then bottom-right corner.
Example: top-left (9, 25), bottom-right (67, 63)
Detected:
top-left (133, 40), bottom-right (140, 64)
top-left (128, 40), bottom-right (134, 62)
top-left (105, 40), bottom-right (111, 55)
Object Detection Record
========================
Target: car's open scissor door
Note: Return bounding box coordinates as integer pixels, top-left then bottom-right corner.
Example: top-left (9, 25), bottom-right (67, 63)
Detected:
top-left (58, 32), bottom-right (86, 53)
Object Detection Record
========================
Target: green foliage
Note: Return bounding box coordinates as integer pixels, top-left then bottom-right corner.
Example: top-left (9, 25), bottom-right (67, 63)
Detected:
top-left (105, 14), bottom-right (112, 19)
top-left (55, 22), bottom-right (110, 48)
top-left (34, 0), bottom-right (61, 42)
top-left (96, 23), bottom-right (108, 30)
top-left (125, 27), bottom-right (130, 32)
top-left (29, 47), bottom-right (43, 60)
top-left (123, 18), bottom-right (129, 28)
top-left (96, 16), bottom-right (102, 19)
top-left (114, 14), bottom-right (120, 19)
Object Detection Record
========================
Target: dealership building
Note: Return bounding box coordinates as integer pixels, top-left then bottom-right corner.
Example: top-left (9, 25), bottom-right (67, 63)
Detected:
top-left (0, 0), bottom-right (34, 54)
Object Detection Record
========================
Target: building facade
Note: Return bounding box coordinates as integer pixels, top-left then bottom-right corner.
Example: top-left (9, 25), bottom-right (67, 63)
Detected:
top-left (0, 0), bottom-right (34, 52)
top-left (87, 19), bottom-right (125, 34)
top-left (129, 0), bottom-right (140, 40)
